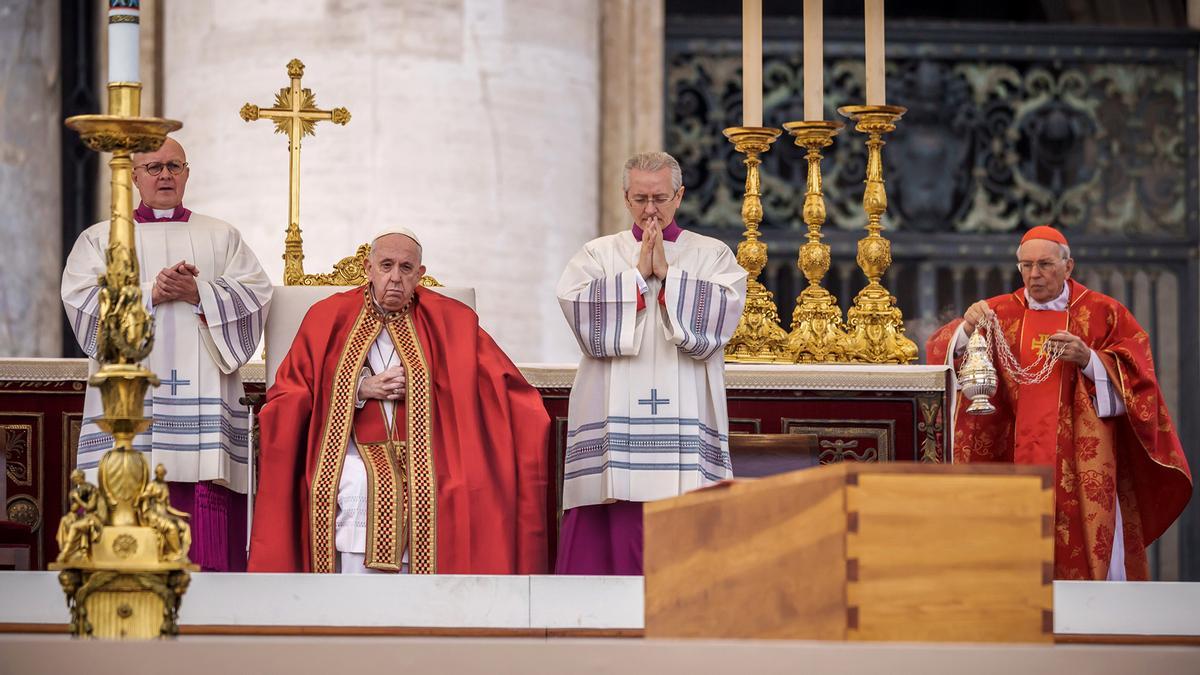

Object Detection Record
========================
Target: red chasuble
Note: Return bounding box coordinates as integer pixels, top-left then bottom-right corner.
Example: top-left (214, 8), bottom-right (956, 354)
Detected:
top-left (248, 286), bottom-right (550, 574)
top-left (927, 280), bottom-right (1192, 580)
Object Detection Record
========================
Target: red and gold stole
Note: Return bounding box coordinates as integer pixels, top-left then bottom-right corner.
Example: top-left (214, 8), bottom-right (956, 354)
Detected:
top-left (1013, 308), bottom-right (1068, 466)
top-left (308, 296), bottom-right (437, 574)
top-left (352, 394), bottom-right (408, 572)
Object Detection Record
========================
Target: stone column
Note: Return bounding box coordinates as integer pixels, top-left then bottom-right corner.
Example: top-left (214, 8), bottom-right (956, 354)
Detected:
top-left (0, 1), bottom-right (61, 356)
top-left (599, 0), bottom-right (665, 235)
top-left (161, 0), bottom-right (601, 363)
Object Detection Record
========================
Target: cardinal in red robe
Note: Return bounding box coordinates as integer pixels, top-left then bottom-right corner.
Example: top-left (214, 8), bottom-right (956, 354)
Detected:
top-left (249, 230), bottom-right (549, 574)
top-left (927, 226), bottom-right (1191, 580)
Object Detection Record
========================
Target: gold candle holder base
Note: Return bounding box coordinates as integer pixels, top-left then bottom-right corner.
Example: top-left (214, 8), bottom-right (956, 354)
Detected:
top-left (722, 126), bottom-right (791, 364)
top-left (836, 105), bottom-right (918, 364)
top-left (52, 82), bottom-right (196, 639)
top-left (782, 120), bottom-right (848, 363)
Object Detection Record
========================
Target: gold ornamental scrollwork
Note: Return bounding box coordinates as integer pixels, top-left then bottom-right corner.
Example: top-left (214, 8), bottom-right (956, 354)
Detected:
top-left (722, 126), bottom-right (791, 363)
top-left (836, 105), bottom-right (918, 364)
top-left (291, 242), bottom-right (442, 288)
top-left (917, 393), bottom-right (946, 463)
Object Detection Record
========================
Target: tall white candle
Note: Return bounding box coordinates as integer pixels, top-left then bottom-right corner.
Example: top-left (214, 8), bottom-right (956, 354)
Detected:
top-left (803, 0), bottom-right (823, 120)
top-left (864, 0), bottom-right (885, 105)
top-left (108, 0), bottom-right (140, 83)
top-left (742, 0), bottom-right (763, 127)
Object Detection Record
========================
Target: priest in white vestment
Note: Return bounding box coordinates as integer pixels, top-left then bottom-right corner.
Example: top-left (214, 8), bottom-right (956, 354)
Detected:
top-left (555, 151), bottom-right (747, 574)
top-left (61, 137), bottom-right (272, 571)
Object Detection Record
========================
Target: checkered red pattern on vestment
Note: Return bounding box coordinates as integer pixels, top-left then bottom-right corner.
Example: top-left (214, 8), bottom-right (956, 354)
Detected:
top-left (360, 440), bottom-right (406, 571)
top-left (388, 315), bottom-right (437, 574)
top-left (308, 308), bottom-right (380, 573)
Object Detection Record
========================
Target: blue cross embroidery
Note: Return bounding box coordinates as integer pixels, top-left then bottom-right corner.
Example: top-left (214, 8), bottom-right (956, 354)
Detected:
top-left (161, 369), bottom-right (191, 395)
top-left (637, 388), bottom-right (670, 415)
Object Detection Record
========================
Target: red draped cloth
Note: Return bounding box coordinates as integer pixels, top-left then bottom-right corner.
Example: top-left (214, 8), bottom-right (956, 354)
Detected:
top-left (927, 280), bottom-right (1191, 579)
top-left (248, 286), bottom-right (549, 574)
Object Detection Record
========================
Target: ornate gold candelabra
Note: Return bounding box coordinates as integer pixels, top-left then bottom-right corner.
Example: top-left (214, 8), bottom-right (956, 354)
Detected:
top-left (836, 105), bottom-right (918, 364)
top-left (51, 82), bottom-right (196, 639)
top-left (782, 120), bottom-right (847, 363)
top-left (723, 126), bottom-right (791, 363)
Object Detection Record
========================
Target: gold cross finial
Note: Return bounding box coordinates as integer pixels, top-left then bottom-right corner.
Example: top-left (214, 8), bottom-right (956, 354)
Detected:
top-left (241, 58), bottom-right (350, 285)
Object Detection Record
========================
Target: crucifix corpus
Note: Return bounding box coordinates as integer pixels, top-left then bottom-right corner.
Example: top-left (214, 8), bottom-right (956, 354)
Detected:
top-left (241, 58), bottom-right (350, 285)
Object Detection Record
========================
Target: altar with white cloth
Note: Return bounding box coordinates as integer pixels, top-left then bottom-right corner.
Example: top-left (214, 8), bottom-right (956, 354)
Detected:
top-left (0, 358), bottom-right (953, 570)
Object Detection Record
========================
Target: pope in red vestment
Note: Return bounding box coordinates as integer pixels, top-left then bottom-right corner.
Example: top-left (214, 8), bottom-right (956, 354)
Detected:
top-left (249, 230), bottom-right (549, 574)
top-left (927, 226), bottom-right (1191, 580)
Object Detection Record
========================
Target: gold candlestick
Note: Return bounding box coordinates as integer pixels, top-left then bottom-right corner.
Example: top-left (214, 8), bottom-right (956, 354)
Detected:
top-left (722, 126), bottom-right (790, 363)
top-left (835, 104), bottom-right (918, 364)
top-left (51, 83), bottom-right (197, 639)
top-left (782, 120), bottom-right (847, 363)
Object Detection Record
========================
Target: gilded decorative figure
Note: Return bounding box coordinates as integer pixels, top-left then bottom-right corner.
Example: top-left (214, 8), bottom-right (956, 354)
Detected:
top-left (137, 465), bottom-right (193, 563)
top-left (722, 126), bottom-right (790, 363)
top-left (95, 245), bottom-right (154, 365)
top-left (56, 470), bottom-right (107, 564)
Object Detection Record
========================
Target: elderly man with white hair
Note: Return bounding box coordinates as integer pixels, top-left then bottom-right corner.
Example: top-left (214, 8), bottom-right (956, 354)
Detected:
top-left (555, 151), bottom-right (747, 575)
top-left (249, 229), bottom-right (550, 574)
top-left (927, 225), bottom-right (1191, 581)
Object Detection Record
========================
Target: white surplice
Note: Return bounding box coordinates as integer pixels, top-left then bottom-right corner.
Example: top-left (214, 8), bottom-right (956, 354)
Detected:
top-left (61, 213), bottom-right (272, 493)
top-left (556, 229), bottom-right (747, 510)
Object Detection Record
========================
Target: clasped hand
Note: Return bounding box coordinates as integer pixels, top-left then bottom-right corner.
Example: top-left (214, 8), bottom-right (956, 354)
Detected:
top-left (152, 259), bottom-right (201, 306)
top-left (358, 365), bottom-right (407, 402)
top-left (636, 221), bottom-right (669, 280)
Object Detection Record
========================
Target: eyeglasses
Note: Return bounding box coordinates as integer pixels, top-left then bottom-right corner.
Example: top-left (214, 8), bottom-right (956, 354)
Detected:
top-left (136, 161), bottom-right (189, 176)
top-left (627, 190), bottom-right (679, 208)
top-left (1016, 259), bottom-right (1065, 273)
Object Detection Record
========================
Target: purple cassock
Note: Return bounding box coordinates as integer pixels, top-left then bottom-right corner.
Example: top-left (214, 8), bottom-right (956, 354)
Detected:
top-left (168, 482), bottom-right (248, 571)
top-left (555, 501), bottom-right (645, 575)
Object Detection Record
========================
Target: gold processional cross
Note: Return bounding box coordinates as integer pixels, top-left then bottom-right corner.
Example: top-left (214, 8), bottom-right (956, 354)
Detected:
top-left (240, 58), bottom-right (350, 285)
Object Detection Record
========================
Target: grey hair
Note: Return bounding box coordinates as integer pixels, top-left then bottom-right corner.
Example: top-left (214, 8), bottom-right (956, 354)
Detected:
top-left (1016, 241), bottom-right (1071, 260)
top-left (622, 152), bottom-right (683, 193)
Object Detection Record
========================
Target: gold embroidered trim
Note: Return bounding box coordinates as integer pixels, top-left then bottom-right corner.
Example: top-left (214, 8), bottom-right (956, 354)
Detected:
top-left (359, 437), bottom-right (407, 571)
top-left (308, 307), bottom-right (380, 573)
top-left (388, 315), bottom-right (437, 574)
